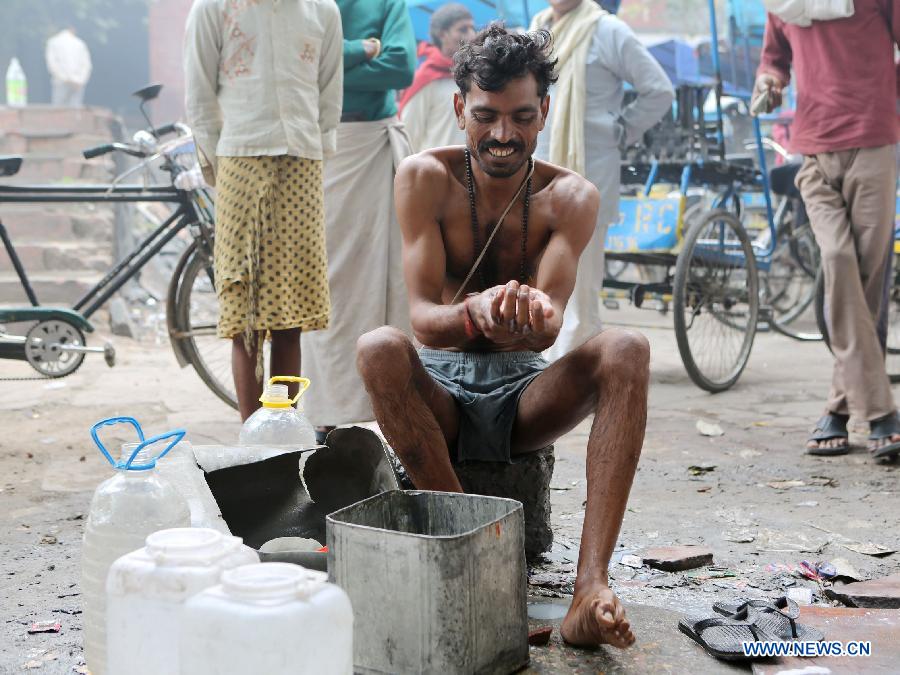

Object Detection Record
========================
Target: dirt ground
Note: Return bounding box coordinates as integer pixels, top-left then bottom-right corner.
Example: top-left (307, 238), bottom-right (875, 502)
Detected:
top-left (1, 305), bottom-right (898, 673)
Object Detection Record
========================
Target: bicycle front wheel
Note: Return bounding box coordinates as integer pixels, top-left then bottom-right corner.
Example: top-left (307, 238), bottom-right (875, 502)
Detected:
top-left (173, 241), bottom-right (239, 409)
top-left (673, 209), bottom-right (759, 392)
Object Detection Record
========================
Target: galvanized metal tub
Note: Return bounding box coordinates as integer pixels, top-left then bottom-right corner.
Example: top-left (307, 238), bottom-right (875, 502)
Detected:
top-left (327, 490), bottom-right (528, 674)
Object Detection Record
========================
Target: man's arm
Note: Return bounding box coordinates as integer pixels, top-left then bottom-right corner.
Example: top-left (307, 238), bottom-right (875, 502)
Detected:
top-left (395, 154), bottom-right (472, 348)
top-left (520, 174), bottom-right (599, 350)
top-left (183, 0), bottom-right (223, 184)
top-left (343, 0), bottom-right (416, 92)
top-left (600, 18), bottom-right (675, 146)
top-left (318, 5), bottom-right (344, 158)
top-left (758, 13), bottom-right (792, 84)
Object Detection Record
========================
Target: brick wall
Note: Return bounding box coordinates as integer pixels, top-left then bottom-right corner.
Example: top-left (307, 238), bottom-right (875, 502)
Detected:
top-left (149, 0), bottom-right (193, 124)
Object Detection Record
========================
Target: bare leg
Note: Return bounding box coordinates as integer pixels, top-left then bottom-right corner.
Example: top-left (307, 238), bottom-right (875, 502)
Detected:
top-left (513, 328), bottom-right (650, 648)
top-left (356, 327), bottom-right (463, 491)
top-left (232, 334), bottom-right (264, 422)
top-left (270, 328), bottom-right (302, 399)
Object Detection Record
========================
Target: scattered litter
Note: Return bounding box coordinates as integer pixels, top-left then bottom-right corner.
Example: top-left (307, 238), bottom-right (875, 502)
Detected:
top-left (645, 531), bottom-right (659, 539)
top-left (842, 541), bottom-right (896, 557)
top-left (549, 483), bottom-right (571, 491)
top-left (830, 557), bottom-right (861, 582)
top-left (796, 501), bottom-right (819, 508)
top-left (752, 420), bottom-right (771, 427)
top-left (765, 562), bottom-right (798, 575)
top-left (786, 587), bottom-right (814, 605)
top-left (688, 463), bottom-right (716, 475)
top-left (22, 660), bottom-right (43, 669)
top-left (641, 545), bottom-right (713, 571)
top-left (73, 667), bottom-right (90, 674)
top-left (767, 479), bottom-right (806, 489)
top-left (528, 626), bottom-right (553, 646)
top-left (739, 448), bottom-right (763, 458)
top-left (724, 528), bottom-right (756, 543)
top-left (685, 567), bottom-right (736, 581)
top-left (28, 621), bottom-right (61, 634)
top-left (39, 535), bottom-right (58, 545)
top-left (798, 561), bottom-right (836, 581)
top-left (696, 419), bottom-right (724, 437)
top-left (756, 529), bottom-right (829, 554)
top-left (620, 554), bottom-right (643, 569)
top-left (696, 486), bottom-right (712, 493)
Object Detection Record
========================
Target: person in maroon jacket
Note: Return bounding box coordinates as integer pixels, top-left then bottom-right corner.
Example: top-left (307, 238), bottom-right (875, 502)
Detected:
top-left (755, 0), bottom-right (900, 460)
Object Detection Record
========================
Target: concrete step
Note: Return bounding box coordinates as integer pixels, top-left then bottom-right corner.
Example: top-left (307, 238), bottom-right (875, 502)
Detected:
top-left (0, 270), bottom-right (105, 305)
top-left (2, 153), bottom-right (115, 183)
top-left (0, 105), bottom-right (119, 138)
top-left (6, 242), bottom-right (112, 273)
top-left (0, 130), bottom-right (111, 156)
top-left (0, 206), bottom-right (114, 243)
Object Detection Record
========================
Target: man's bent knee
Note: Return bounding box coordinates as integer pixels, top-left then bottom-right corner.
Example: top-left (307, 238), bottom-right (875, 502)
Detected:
top-left (356, 326), bottom-right (413, 383)
top-left (587, 328), bottom-right (650, 385)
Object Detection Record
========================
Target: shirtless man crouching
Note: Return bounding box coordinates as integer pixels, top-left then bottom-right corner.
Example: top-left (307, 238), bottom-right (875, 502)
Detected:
top-left (356, 24), bottom-right (648, 649)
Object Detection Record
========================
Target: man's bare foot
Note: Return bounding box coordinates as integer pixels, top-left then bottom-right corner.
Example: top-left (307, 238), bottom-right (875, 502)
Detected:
top-left (868, 433), bottom-right (900, 454)
top-left (560, 582), bottom-right (635, 649)
top-left (806, 436), bottom-right (849, 453)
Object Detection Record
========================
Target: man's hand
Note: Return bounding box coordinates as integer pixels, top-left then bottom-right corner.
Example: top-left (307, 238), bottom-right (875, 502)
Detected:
top-left (469, 280), bottom-right (558, 349)
top-left (753, 73), bottom-right (784, 114)
top-left (362, 38), bottom-right (381, 60)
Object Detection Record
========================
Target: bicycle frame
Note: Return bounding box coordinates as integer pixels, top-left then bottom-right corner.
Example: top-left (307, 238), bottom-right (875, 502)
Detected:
top-left (0, 183), bottom-right (212, 321)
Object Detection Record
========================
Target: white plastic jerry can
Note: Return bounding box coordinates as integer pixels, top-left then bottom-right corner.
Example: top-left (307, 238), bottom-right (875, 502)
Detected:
top-left (81, 417), bottom-right (191, 675)
top-left (106, 527), bottom-right (259, 675)
top-left (239, 376), bottom-right (316, 447)
top-left (180, 562), bottom-right (354, 675)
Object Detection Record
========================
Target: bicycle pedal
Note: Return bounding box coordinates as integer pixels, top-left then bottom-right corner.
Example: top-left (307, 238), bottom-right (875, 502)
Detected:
top-left (103, 342), bottom-right (116, 368)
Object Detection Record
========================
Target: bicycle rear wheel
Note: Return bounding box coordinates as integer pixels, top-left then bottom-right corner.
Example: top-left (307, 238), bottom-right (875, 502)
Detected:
top-left (673, 209), bottom-right (759, 392)
top-left (173, 241), bottom-right (238, 409)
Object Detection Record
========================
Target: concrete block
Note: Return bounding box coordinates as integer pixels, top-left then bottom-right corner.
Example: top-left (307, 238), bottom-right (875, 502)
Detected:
top-left (453, 446), bottom-right (555, 561)
top-left (824, 574), bottom-right (900, 609)
top-left (640, 545), bottom-right (714, 571)
top-left (108, 296), bottom-right (136, 338)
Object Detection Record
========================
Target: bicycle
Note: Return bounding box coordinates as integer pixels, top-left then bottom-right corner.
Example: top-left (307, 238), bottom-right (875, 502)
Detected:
top-left (0, 84), bottom-right (237, 409)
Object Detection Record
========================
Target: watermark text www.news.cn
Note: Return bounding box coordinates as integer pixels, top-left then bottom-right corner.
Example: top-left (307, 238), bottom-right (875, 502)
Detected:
top-left (742, 641), bottom-right (872, 658)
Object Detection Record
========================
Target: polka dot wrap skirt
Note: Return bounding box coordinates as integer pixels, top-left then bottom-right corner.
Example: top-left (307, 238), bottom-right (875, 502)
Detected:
top-left (214, 155), bottom-right (331, 346)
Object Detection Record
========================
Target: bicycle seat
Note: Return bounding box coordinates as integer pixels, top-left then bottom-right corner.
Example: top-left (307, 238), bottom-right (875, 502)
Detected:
top-left (769, 163), bottom-right (802, 199)
top-left (0, 156), bottom-right (23, 177)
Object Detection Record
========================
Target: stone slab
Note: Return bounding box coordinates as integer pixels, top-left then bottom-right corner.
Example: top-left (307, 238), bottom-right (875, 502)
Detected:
top-left (824, 574), bottom-right (900, 609)
top-left (752, 606), bottom-right (900, 675)
top-left (525, 599), bottom-right (745, 674)
top-left (640, 546), bottom-right (714, 572)
top-left (453, 446), bottom-right (555, 560)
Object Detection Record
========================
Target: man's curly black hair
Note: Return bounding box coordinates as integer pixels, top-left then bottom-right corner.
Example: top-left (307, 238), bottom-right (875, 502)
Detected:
top-left (452, 23), bottom-right (558, 99)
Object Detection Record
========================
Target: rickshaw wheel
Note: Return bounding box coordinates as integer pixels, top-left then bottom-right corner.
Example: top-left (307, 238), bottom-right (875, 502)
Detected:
top-left (673, 209), bottom-right (759, 392)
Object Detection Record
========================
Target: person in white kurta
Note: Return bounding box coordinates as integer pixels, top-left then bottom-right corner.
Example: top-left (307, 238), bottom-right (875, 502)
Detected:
top-left (399, 4), bottom-right (475, 152)
top-left (45, 28), bottom-right (92, 107)
top-left (532, 0), bottom-right (674, 361)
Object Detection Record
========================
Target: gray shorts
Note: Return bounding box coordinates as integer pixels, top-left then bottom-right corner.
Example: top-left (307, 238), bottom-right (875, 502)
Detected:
top-left (418, 348), bottom-right (548, 463)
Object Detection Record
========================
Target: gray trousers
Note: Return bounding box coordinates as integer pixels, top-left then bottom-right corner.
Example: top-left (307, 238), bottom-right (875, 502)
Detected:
top-left (51, 79), bottom-right (85, 107)
top-left (796, 144), bottom-right (897, 421)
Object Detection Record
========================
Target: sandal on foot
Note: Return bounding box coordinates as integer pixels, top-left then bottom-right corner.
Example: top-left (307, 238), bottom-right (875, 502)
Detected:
top-left (712, 596), bottom-right (824, 642)
top-left (806, 413), bottom-right (850, 456)
top-left (868, 412), bottom-right (900, 461)
top-left (678, 606), bottom-right (780, 661)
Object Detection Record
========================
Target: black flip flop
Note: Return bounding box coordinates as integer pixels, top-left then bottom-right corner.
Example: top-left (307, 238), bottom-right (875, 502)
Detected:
top-left (678, 606), bottom-right (780, 661)
top-left (869, 412), bottom-right (900, 461)
top-left (806, 413), bottom-right (849, 456)
top-left (712, 596), bottom-right (824, 642)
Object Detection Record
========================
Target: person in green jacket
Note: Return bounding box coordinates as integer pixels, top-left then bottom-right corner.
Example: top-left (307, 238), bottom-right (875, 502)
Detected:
top-left (301, 0), bottom-right (417, 437)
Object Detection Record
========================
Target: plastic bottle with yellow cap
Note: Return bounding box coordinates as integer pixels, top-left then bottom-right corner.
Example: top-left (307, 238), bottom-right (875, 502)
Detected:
top-left (238, 376), bottom-right (316, 447)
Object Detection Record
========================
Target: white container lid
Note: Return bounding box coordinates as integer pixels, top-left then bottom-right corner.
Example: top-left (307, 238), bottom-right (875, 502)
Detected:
top-left (145, 528), bottom-right (240, 566)
top-left (221, 563), bottom-right (328, 604)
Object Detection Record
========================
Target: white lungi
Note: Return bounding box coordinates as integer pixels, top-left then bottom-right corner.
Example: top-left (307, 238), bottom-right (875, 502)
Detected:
top-left (301, 117), bottom-right (412, 426)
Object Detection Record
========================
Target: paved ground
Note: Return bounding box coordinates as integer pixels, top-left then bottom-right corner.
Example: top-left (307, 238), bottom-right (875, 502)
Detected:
top-left (1, 305), bottom-right (898, 673)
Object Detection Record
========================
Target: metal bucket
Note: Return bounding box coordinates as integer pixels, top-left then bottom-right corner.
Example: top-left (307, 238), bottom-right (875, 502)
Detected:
top-left (327, 490), bottom-right (529, 674)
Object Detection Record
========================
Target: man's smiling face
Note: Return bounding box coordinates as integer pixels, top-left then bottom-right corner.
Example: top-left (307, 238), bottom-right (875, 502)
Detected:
top-left (454, 73), bottom-right (549, 178)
